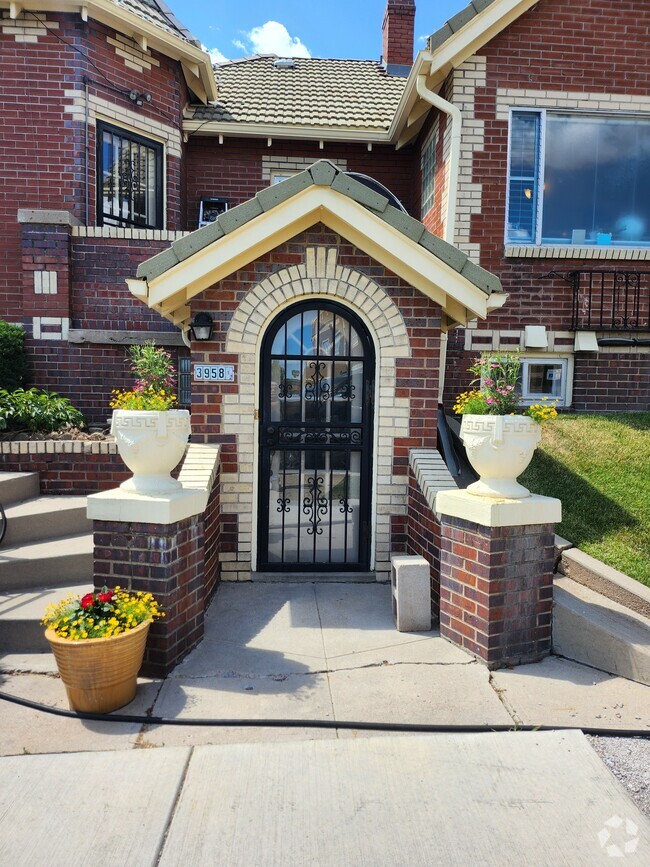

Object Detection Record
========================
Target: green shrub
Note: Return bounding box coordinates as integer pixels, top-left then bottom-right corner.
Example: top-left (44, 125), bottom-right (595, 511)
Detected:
top-left (0, 320), bottom-right (27, 390)
top-left (0, 388), bottom-right (85, 433)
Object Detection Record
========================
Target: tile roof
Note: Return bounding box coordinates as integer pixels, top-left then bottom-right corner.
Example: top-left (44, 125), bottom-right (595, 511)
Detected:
top-left (108, 0), bottom-right (199, 44)
top-left (190, 56), bottom-right (408, 131)
top-left (137, 160), bottom-right (502, 299)
top-left (428, 0), bottom-right (498, 52)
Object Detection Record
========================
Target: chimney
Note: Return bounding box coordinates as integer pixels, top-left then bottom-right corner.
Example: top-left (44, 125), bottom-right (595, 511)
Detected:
top-left (382, 0), bottom-right (416, 72)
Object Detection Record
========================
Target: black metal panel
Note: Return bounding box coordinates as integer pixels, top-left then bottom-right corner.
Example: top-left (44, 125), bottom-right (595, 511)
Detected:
top-left (258, 301), bottom-right (375, 572)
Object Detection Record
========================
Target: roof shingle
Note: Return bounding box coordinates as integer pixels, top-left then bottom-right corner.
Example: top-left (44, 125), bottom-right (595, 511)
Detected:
top-left (108, 0), bottom-right (198, 44)
top-left (191, 56), bottom-right (407, 131)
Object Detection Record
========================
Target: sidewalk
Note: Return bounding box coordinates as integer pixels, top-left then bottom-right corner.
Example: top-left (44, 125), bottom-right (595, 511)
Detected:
top-left (1, 582), bottom-right (649, 865)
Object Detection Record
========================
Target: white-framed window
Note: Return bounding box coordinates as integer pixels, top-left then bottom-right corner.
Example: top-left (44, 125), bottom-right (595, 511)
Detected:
top-left (506, 109), bottom-right (650, 246)
top-left (420, 130), bottom-right (436, 217)
top-left (519, 356), bottom-right (572, 407)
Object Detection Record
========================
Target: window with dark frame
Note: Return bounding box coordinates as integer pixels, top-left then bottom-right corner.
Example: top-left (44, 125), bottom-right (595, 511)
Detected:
top-left (178, 357), bottom-right (191, 407)
top-left (97, 122), bottom-right (163, 229)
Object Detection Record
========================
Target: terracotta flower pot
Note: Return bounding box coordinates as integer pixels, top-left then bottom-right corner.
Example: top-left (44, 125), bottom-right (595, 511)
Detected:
top-left (45, 619), bottom-right (151, 713)
top-left (460, 414), bottom-right (541, 499)
top-left (111, 409), bottom-right (190, 495)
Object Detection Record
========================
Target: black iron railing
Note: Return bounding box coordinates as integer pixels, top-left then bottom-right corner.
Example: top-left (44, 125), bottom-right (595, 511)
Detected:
top-left (552, 270), bottom-right (650, 331)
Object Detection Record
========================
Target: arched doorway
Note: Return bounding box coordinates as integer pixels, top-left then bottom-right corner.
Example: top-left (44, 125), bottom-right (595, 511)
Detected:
top-left (258, 300), bottom-right (375, 572)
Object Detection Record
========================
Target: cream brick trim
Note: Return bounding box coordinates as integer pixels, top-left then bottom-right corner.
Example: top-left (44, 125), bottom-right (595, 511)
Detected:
top-left (32, 317), bottom-right (69, 341)
top-left (464, 328), bottom-right (575, 353)
top-left (0, 440), bottom-right (117, 455)
top-left (450, 55), bottom-right (486, 263)
top-left (221, 246), bottom-right (412, 583)
top-left (505, 245), bottom-right (650, 260)
top-left (63, 90), bottom-right (182, 159)
top-left (34, 271), bottom-right (57, 295)
top-left (2, 10), bottom-right (58, 42)
top-left (107, 32), bottom-right (160, 73)
top-left (72, 227), bottom-right (188, 240)
top-left (496, 88), bottom-right (650, 121)
top-left (261, 156), bottom-right (347, 182)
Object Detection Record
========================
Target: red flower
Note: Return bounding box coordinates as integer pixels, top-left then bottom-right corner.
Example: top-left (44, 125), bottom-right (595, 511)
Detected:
top-left (98, 590), bottom-right (114, 604)
top-left (80, 593), bottom-right (95, 610)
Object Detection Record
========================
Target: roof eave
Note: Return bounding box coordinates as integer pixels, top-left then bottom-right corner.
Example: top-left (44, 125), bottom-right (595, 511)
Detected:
top-left (0, 0), bottom-right (217, 103)
top-left (133, 183), bottom-right (497, 331)
top-left (390, 0), bottom-right (539, 147)
top-left (182, 120), bottom-right (394, 144)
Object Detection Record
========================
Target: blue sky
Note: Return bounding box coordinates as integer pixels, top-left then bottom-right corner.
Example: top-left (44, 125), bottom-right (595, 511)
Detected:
top-left (175, 1), bottom-right (466, 63)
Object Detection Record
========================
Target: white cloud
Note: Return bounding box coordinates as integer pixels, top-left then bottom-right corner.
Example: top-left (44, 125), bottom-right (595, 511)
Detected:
top-left (203, 44), bottom-right (229, 64)
top-left (232, 39), bottom-right (247, 52)
top-left (240, 21), bottom-right (311, 58)
top-left (417, 34), bottom-right (428, 45)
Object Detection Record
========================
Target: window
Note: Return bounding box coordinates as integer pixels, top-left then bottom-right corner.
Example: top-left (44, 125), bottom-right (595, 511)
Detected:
top-left (98, 122), bottom-right (163, 229)
top-left (519, 357), bottom-right (570, 406)
top-left (420, 131), bottom-right (436, 217)
top-left (270, 171), bottom-right (296, 185)
top-left (507, 111), bottom-right (650, 246)
top-left (178, 357), bottom-right (191, 407)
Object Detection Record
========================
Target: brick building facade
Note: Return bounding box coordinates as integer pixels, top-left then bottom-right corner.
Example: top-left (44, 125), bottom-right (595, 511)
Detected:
top-left (0, 0), bottom-right (647, 584)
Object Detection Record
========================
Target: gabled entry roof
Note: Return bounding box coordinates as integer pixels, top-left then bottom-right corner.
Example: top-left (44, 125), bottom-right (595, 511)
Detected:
top-left (131, 161), bottom-right (505, 330)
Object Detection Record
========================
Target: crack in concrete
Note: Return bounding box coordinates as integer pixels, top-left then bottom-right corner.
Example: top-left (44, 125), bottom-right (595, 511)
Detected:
top-left (488, 672), bottom-right (521, 726)
top-left (168, 658), bottom-right (477, 682)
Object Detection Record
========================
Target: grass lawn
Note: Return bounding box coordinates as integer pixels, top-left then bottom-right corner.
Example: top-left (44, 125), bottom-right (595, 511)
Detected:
top-left (519, 412), bottom-right (650, 587)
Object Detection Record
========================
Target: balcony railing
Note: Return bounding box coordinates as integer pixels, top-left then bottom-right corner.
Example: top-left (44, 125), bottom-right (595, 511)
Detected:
top-left (552, 270), bottom-right (650, 332)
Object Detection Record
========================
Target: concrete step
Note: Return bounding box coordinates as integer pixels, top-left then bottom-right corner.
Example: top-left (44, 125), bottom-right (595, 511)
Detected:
top-left (0, 472), bottom-right (40, 507)
top-left (553, 576), bottom-right (650, 687)
top-left (0, 534), bottom-right (93, 592)
top-left (0, 583), bottom-right (89, 653)
top-left (2, 496), bottom-right (91, 547)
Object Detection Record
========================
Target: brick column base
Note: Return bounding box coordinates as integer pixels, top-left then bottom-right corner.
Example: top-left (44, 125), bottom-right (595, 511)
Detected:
top-left (436, 491), bottom-right (561, 669)
top-left (93, 517), bottom-right (205, 677)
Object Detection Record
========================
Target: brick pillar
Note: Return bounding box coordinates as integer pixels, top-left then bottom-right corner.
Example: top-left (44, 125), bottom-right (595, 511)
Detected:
top-left (435, 490), bottom-right (561, 668)
top-left (382, 0), bottom-right (415, 69)
top-left (93, 516), bottom-right (205, 677)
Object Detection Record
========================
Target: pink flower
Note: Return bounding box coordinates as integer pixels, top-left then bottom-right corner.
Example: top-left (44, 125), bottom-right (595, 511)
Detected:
top-left (486, 397), bottom-right (496, 404)
top-left (484, 378), bottom-right (494, 386)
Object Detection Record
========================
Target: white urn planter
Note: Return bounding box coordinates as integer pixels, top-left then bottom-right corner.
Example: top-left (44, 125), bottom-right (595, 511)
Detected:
top-left (460, 414), bottom-right (541, 499)
top-left (111, 409), bottom-right (191, 495)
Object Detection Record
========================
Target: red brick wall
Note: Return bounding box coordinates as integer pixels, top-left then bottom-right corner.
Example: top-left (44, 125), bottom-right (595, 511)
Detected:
top-left (573, 353), bottom-right (650, 412)
top-left (434, 0), bottom-right (650, 411)
top-left (185, 139), bottom-right (417, 230)
top-left (406, 471), bottom-right (441, 618)
top-left (439, 516), bottom-right (555, 667)
top-left (93, 516), bottom-right (205, 676)
top-left (0, 12), bottom-right (186, 325)
top-left (0, 445), bottom-right (128, 494)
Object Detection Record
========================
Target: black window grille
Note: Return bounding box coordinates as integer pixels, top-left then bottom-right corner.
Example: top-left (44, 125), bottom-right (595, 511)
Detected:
top-left (97, 122), bottom-right (163, 229)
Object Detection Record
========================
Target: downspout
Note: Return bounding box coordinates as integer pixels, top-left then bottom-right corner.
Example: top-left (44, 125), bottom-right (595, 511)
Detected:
top-left (415, 72), bottom-right (463, 403)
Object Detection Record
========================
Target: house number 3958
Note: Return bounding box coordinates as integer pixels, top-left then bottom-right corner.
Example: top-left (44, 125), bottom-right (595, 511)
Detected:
top-left (193, 364), bottom-right (235, 382)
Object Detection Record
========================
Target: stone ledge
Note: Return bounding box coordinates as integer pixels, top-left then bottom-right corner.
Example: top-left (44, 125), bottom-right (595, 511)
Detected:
top-left (87, 444), bottom-right (220, 525)
top-left (436, 489), bottom-right (562, 528)
top-left (558, 545), bottom-right (650, 619)
top-left (17, 209), bottom-right (81, 226)
top-left (409, 449), bottom-right (458, 512)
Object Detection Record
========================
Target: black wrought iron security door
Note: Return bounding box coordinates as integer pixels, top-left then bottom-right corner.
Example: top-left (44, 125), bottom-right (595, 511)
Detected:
top-left (258, 302), bottom-right (374, 571)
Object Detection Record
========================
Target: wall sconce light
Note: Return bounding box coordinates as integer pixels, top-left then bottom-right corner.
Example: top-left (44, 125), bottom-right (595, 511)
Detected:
top-left (190, 312), bottom-right (214, 341)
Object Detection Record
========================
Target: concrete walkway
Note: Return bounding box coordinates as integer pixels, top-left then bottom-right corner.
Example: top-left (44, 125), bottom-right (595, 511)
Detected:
top-left (1, 582), bottom-right (649, 864)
